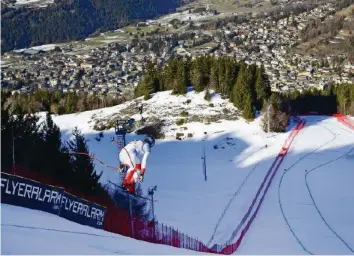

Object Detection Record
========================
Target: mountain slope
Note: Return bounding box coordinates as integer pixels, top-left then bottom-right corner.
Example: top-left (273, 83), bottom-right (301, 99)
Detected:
top-left (33, 89), bottom-right (354, 254)
top-left (1, 0), bottom-right (182, 53)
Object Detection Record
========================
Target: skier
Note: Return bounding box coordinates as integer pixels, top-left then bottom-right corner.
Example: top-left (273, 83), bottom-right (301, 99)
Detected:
top-left (119, 134), bottom-right (155, 194)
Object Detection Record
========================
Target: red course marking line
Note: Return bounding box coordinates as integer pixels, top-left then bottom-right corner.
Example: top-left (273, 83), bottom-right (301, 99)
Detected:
top-left (221, 120), bottom-right (306, 254)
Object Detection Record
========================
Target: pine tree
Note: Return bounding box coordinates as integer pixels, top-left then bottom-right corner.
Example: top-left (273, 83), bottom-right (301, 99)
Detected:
top-left (242, 92), bottom-right (255, 120)
top-left (255, 65), bottom-right (271, 110)
top-left (40, 112), bottom-right (71, 182)
top-left (191, 57), bottom-right (204, 92)
top-left (1, 92), bottom-right (14, 171)
top-left (247, 64), bottom-right (257, 106)
top-left (209, 61), bottom-right (219, 90)
top-left (218, 57), bottom-right (226, 95)
top-left (176, 61), bottom-right (188, 94)
top-left (232, 63), bottom-right (248, 109)
top-left (67, 127), bottom-right (102, 194)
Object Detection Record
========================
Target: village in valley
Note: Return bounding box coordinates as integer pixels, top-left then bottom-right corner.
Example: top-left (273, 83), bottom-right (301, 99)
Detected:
top-left (1, 0), bottom-right (354, 98)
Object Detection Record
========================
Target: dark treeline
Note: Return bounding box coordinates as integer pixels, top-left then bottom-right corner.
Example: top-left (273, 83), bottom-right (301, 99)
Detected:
top-left (263, 83), bottom-right (354, 132)
top-left (273, 83), bottom-right (354, 116)
top-left (134, 56), bottom-right (272, 121)
top-left (3, 90), bottom-right (125, 115)
top-left (1, 92), bottom-right (105, 196)
top-left (1, 0), bottom-right (181, 53)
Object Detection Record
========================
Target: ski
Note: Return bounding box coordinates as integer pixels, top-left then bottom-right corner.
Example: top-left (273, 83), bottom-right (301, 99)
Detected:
top-left (108, 181), bottom-right (157, 202)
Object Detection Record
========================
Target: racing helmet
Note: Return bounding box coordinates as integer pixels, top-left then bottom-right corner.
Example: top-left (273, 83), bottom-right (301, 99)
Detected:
top-left (144, 134), bottom-right (155, 148)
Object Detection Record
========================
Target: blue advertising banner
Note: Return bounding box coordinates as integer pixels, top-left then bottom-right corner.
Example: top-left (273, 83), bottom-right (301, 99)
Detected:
top-left (59, 191), bottom-right (106, 229)
top-left (1, 172), bottom-right (63, 215)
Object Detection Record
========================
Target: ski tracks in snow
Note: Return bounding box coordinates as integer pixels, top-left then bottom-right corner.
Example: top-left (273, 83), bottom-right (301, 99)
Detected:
top-left (206, 146), bottom-right (266, 247)
top-left (278, 118), bottom-right (354, 254)
top-left (304, 146), bottom-right (354, 253)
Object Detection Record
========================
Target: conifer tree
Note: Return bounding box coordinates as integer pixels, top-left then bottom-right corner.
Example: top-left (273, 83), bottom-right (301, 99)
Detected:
top-left (178, 61), bottom-right (188, 94)
top-left (67, 127), bottom-right (102, 195)
top-left (232, 63), bottom-right (248, 109)
top-left (255, 65), bottom-right (271, 109)
top-left (191, 57), bottom-right (204, 92)
top-left (242, 92), bottom-right (255, 120)
top-left (209, 60), bottom-right (219, 90)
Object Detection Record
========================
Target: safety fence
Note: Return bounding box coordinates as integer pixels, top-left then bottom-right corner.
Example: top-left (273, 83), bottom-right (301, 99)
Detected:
top-left (2, 165), bottom-right (215, 254)
top-left (2, 119), bottom-right (307, 255)
top-left (333, 114), bottom-right (354, 130)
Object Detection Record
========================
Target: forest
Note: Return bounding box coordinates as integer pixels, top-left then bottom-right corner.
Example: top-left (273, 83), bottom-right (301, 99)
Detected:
top-left (2, 90), bottom-right (125, 115)
top-left (1, 0), bottom-right (182, 53)
top-left (134, 56), bottom-right (354, 132)
top-left (134, 56), bottom-right (271, 121)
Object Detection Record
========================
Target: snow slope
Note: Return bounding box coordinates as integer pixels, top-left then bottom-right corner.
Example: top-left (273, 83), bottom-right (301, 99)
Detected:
top-left (4, 90), bottom-right (354, 254)
top-left (1, 204), bottom-right (205, 255)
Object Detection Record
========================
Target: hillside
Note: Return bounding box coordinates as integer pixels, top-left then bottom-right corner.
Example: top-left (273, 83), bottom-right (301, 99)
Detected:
top-left (295, 4), bottom-right (354, 59)
top-left (23, 89), bottom-right (354, 254)
top-left (1, 0), bottom-right (182, 53)
top-left (1, 204), bottom-right (206, 254)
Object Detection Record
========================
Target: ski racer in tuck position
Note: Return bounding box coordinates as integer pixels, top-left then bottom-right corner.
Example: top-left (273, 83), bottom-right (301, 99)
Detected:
top-left (119, 135), bottom-right (155, 194)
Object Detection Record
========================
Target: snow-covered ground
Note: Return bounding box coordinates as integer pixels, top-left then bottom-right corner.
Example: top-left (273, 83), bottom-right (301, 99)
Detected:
top-left (13, 44), bottom-right (57, 53)
top-left (13, 0), bottom-right (54, 7)
top-left (156, 10), bottom-right (219, 23)
top-left (3, 90), bottom-right (354, 254)
top-left (1, 204), bottom-right (205, 255)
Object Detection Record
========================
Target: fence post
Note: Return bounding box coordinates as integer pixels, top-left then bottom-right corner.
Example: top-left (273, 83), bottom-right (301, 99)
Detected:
top-left (170, 226), bottom-right (172, 246)
top-left (161, 223), bottom-right (165, 244)
top-left (128, 195), bottom-right (135, 238)
top-left (153, 220), bottom-right (156, 242)
top-left (163, 224), bottom-right (165, 244)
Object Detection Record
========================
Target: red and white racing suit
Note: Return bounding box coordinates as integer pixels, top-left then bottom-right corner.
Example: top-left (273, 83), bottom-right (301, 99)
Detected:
top-left (119, 140), bottom-right (150, 193)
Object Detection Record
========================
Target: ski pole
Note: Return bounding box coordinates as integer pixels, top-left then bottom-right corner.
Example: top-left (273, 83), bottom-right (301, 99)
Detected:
top-left (64, 152), bottom-right (123, 172)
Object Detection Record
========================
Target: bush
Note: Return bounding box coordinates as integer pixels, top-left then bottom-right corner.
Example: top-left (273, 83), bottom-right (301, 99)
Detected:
top-left (222, 108), bottom-right (230, 114)
top-left (136, 120), bottom-right (165, 139)
top-left (187, 133), bottom-right (193, 138)
top-left (107, 120), bottom-right (115, 129)
top-left (176, 132), bottom-right (184, 140)
top-left (176, 118), bottom-right (185, 126)
top-left (204, 89), bottom-right (212, 101)
top-left (209, 103), bottom-right (214, 107)
top-left (180, 111), bottom-right (189, 117)
top-left (261, 105), bottom-right (289, 133)
top-left (144, 93), bottom-right (151, 100)
top-left (185, 99), bottom-right (192, 104)
top-left (93, 123), bottom-right (107, 131)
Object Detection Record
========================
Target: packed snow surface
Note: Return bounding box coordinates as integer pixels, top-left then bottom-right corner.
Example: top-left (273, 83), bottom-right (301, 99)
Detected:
top-left (1, 204), bottom-right (205, 255)
top-left (3, 90), bottom-right (354, 254)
